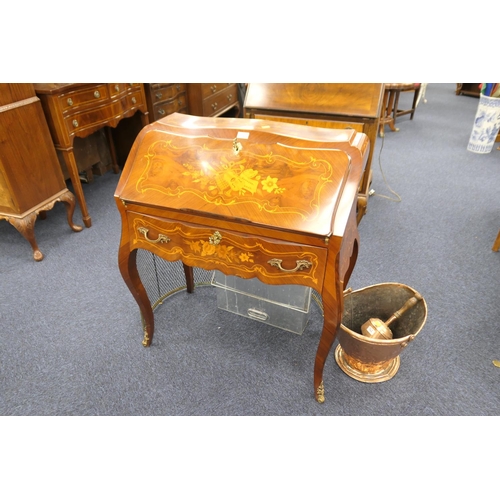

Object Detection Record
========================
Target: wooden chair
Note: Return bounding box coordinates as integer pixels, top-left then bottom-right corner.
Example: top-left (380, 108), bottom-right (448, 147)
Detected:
top-left (379, 83), bottom-right (421, 137)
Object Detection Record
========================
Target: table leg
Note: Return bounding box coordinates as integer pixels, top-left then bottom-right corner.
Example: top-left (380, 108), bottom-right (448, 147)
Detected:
top-left (105, 127), bottom-right (120, 174)
top-left (6, 212), bottom-right (43, 261)
top-left (61, 149), bottom-right (92, 228)
top-left (118, 247), bottom-right (155, 347)
top-left (59, 190), bottom-right (83, 232)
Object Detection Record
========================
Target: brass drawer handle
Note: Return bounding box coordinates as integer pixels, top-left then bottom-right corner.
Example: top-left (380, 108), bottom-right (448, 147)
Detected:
top-left (138, 227), bottom-right (170, 244)
top-left (267, 258), bottom-right (312, 273)
top-left (94, 90), bottom-right (101, 98)
top-left (155, 92), bottom-right (162, 100)
top-left (72, 119), bottom-right (79, 128)
top-left (67, 98), bottom-right (73, 106)
top-left (115, 85), bottom-right (120, 92)
top-left (132, 97), bottom-right (137, 104)
top-left (211, 85), bottom-right (217, 93)
top-left (209, 231), bottom-right (222, 245)
top-left (158, 108), bottom-right (165, 115)
top-left (227, 94), bottom-right (233, 100)
top-left (211, 102), bottom-right (218, 110)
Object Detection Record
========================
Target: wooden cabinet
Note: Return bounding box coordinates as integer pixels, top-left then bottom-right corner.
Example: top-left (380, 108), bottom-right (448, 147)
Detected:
top-left (456, 84), bottom-right (481, 97)
top-left (0, 83), bottom-right (82, 261)
top-left (34, 83), bottom-right (149, 228)
top-left (243, 83), bottom-right (384, 224)
top-left (145, 83), bottom-right (188, 122)
top-left (187, 83), bottom-right (240, 117)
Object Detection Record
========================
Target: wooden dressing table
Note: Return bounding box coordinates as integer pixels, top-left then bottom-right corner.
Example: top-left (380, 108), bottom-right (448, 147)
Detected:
top-left (34, 83), bottom-right (149, 228)
top-left (115, 113), bottom-right (369, 402)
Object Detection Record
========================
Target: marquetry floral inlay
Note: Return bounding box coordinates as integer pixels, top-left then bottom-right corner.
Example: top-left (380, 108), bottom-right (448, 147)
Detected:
top-left (187, 238), bottom-right (255, 263)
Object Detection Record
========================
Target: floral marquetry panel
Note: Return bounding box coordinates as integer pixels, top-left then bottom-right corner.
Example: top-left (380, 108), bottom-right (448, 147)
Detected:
top-left (118, 113), bottom-right (358, 237)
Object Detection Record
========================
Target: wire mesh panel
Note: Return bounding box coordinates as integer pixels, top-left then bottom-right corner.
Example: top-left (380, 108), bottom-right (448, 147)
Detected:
top-left (136, 249), bottom-right (214, 311)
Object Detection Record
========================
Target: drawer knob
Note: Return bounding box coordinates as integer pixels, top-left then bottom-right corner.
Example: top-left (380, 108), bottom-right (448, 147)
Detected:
top-left (67, 98), bottom-right (73, 106)
top-left (115, 85), bottom-right (120, 92)
top-left (209, 231), bottom-right (222, 245)
top-left (211, 102), bottom-right (218, 110)
top-left (155, 92), bottom-right (162, 99)
top-left (138, 227), bottom-right (170, 244)
top-left (267, 258), bottom-right (312, 273)
top-left (72, 119), bottom-right (79, 128)
top-left (94, 90), bottom-right (101, 98)
top-left (158, 108), bottom-right (165, 115)
top-left (132, 97), bottom-right (137, 104)
top-left (227, 94), bottom-right (233, 100)
top-left (211, 85), bottom-right (217, 93)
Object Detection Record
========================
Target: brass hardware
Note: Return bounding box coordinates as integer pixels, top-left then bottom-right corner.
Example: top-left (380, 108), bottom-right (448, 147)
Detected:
top-left (267, 258), bottom-right (312, 273)
top-left (115, 85), bottom-right (120, 92)
top-left (176, 85), bottom-right (180, 91)
top-left (138, 226), bottom-right (170, 244)
top-left (156, 92), bottom-right (162, 99)
top-left (132, 97), bottom-right (137, 104)
top-left (94, 90), bottom-right (100, 98)
top-left (316, 381), bottom-right (325, 403)
top-left (72, 119), bottom-right (79, 128)
top-left (67, 98), bottom-right (73, 106)
top-left (209, 231), bottom-right (222, 245)
top-left (493, 360), bottom-right (500, 368)
top-left (212, 102), bottom-right (218, 110)
top-left (142, 330), bottom-right (150, 347)
top-left (227, 94), bottom-right (233, 100)
top-left (211, 85), bottom-right (217, 93)
top-left (324, 236), bottom-right (330, 244)
top-left (158, 108), bottom-right (165, 115)
top-left (232, 138), bottom-right (242, 155)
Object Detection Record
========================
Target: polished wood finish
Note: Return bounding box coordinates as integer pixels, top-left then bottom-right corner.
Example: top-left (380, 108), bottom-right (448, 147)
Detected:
top-left (34, 83), bottom-right (150, 228)
top-left (243, 83), bottom-right (383, 223)
top-left (187, 83), bottom-right (240, 117)
top-left (456, 83), bottom-right (481, 97)
top-left (0, 83), bottom-right (82, 261)
top-left (145, 83), bottom-right (188, 121)
top-left (115, 112), bottom-right (369, 402)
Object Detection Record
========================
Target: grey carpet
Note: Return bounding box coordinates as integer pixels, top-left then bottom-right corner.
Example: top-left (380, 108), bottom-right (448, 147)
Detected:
top-left (1, 83), bottom-right (499, 416)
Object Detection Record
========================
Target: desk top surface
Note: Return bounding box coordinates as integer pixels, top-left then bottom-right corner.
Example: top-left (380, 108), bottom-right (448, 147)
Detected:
top-left (116, 113), bottom-right (368, 238)
top-left (244, 83), bottom-right (384, 120)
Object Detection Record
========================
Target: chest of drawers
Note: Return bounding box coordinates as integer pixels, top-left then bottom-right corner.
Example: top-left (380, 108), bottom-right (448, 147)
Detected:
top-left (145, 83), bottom-right (188, 121)
top-left (34, 83), bottom-right (149, 228)
top-left (187, 83), bottom-right (240, 117)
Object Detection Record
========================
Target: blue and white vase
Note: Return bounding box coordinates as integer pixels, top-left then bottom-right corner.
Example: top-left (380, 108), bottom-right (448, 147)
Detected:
top-left (467, 94), bottom-right (500, 154)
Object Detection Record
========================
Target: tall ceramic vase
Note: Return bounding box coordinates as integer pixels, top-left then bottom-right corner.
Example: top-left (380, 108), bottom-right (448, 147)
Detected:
top-left (467, 94), bottom-right (500, 154)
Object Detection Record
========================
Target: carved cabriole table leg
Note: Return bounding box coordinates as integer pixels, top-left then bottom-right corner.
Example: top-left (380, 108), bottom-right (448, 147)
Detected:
top-left (1, 189), bottom-right (82, 261)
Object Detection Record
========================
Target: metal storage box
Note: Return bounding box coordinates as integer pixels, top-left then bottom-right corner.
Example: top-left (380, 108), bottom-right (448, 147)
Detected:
top-left (212, 271), bottom-right (312, 335)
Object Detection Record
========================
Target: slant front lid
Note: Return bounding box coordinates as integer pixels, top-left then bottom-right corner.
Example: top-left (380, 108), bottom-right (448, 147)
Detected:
top-left (118, 114), bottom-right (355, 237)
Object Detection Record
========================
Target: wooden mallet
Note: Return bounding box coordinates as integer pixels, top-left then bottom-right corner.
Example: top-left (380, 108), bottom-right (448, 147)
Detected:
top-left (361, 292), bottom-right (423, 340)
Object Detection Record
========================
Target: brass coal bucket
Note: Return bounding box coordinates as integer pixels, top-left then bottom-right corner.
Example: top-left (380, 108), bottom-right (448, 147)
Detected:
top-left (335, 283), bottom-right (427, 383)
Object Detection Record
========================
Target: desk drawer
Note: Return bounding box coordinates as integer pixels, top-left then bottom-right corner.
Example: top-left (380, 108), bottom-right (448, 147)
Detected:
top-left (108, 83), bottom-right (141, 98)
top-left (203, 85), bottom-right (238, 116)
top-left (127, 213), bottom-right (326, 288)
top-left (152, 94), bottom-right (187, 119)
top-left (201, 83), bottom-right (231, 99)
top-left (149, 83), bottom-right (186, 104)
top-left (60, 84), bottom-right (108, 112)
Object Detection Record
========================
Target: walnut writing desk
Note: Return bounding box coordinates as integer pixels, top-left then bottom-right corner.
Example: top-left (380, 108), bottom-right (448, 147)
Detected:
top-left (115, 113), bottom-right (369, 402)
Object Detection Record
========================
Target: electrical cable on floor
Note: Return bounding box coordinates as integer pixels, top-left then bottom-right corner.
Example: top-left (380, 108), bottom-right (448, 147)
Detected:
top-left (369, 132), bottom-right (402, 203)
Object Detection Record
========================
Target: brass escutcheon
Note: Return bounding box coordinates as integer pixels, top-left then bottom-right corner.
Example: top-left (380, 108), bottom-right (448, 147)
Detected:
top-left (267, 258), bottom-right (312, 273)
top-left (232, 138), bottom-right (242, 155)
top-left (209, 231), bottom-right (222, 245)
top-left (138, 226), bottom-right (170, 244)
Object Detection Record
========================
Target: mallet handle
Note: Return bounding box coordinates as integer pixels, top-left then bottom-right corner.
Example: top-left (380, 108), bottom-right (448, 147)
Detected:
top-left (385, 293), bottom-right (423, 327)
